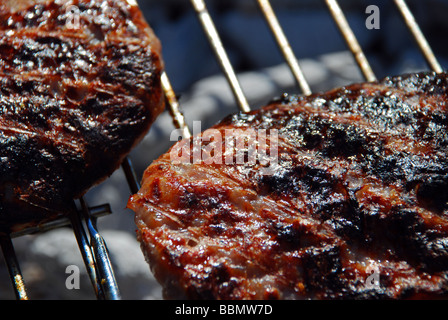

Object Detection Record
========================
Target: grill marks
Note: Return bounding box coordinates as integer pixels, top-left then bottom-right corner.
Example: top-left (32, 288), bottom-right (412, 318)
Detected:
top-left (252, 75), bottom-right (448, 210)
top-left (260, 73), bottom-right (448, 272)
top-left (0, 0), bottom-right (164, 232)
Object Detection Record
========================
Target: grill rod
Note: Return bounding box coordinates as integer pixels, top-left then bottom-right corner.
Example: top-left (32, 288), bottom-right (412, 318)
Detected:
top-left (0, 235), bottom-right (27, 300)
top-left (69, 203), bottom-right (105, 299)
top-left (190, 0), bottom-right (251, 113)
top-left (9, 204), bottom-right (111, 239)
top-left (393, 0), bottom-right (443, 73)
top-left (122, 156), bottom-right (142, 195)
top-left (256, 0), bottom-right (312, 96)
top-left (161, 72), bottom-right (192, 139)
top-left (70, 197), bottom-right (121, 300)
top-left (326, 0), bottom-right (442, 79)
top-left (79, 198), bottom-right (121, 300)
top-left (325, 0), bottom-right (377, 82)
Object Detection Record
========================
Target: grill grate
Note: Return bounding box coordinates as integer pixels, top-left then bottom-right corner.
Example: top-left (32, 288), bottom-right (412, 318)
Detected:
top-left (0, 0), bottom-right (442, 300)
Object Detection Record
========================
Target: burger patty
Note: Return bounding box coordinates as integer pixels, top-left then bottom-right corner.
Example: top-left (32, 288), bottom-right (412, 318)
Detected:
top-left (128, 71), bottom-right (448, 299)
top-left (0, 0), bottom-right (164, 232)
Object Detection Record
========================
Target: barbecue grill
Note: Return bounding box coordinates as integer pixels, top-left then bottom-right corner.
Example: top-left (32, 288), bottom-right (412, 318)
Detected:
top-left (0, 0), bottom-right (444, 300)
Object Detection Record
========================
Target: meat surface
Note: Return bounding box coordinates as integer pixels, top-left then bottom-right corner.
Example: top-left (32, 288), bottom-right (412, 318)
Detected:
top-left (128, 71), bottom-right (448, 299)
top-left (0, 0), bottom-right (164, 232)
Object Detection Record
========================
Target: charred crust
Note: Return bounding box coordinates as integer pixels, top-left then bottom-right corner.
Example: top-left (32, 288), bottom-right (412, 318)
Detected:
top-left (416, 175), bottom-right (448, 213)
top-left (301, 244), bottom-right (344, 295)
top-left (134, 71), bottom-right (448, 299)
top-left (0, 0), bottom-right (164, 230)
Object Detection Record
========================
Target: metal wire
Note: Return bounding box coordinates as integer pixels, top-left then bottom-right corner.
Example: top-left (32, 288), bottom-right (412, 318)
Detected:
top-left (256, 0), bottom-right (311, 95)
top-left (190, 0), bottom-right (251, 113)
top-left (393, 0), bottom-right (443, 73)
top-left (0, 198), bottom-right (122, 300)
top-left (0, 235), bottom-right (28, 300)
top-left (69, 202), bottom-right (105, 299)
top-left (122, 156), bottom-right (141, 195)
top-left (324, 0), bottom-right (377, 82)
top-left (0, 202), bottom-right (114, 300)
top-left (10, 204), bottom-right (111, 239)
top-left (161, 72), bottom-right (192, 139)
top-left (79, 198), bottom-right (121, 300)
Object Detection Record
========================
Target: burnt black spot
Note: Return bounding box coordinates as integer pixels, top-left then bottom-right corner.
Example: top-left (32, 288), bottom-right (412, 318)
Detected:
top-left (322, 124), bottom-right (371, 158)
top-left (366, 152), bottom-right (448, 187)
top-left (208, 223), bottom-right (226, 235)
top-left (365, 207), bottom-right (448, 272)
top-left (258, 165), bottom-right (362, 238)
top-left (368, 154), bottom-right (407, 183)
top-left (0, 44), bottom-right (14, 60)
top-left (210, 263), bottom-right (231, 284)
top-left (179, 191), bottom-right (201, 208)
top-left (316, 198), bottom-right (363, 240)
top-left (187, 263), bottom-right (239, 299)
top-left (301, 244), bottom-right (344, 293)
top-left (258, 165), bottom-right (335, 198)
top-left (417, 175), bottom-right (448, 213)
top-left (66, 84), bottom-right (88, 102)
top-left (303, 131), bottom-right (323, 149)
top-left (269, 221), bottom-right (302, 249)
top-left (278, 112), bottom-right (376, 160)
top-left (257, 167), bottom-right (300, 197)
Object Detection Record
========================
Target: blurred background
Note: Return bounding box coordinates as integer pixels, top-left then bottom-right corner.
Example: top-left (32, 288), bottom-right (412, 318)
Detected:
top-left (1, 0), bottom-right (447, 299)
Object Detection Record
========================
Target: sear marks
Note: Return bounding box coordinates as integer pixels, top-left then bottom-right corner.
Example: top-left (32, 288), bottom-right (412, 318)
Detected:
top-left (0, 0), bottom-right (164, 232)
top-left (128, 71), bottom-right (448, 299)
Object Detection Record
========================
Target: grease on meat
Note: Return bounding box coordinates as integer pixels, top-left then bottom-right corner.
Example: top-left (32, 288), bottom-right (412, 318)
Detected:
top-left (129, 72), bottom-right (448, 299)
top-left (0, 0), bottom-right (164, 232)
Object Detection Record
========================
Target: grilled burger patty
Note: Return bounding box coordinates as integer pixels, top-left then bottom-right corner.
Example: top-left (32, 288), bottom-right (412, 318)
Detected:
top-left (128, 71), bottom-right (448, 299)
top-left (0, 0), bottom-right (164, 232)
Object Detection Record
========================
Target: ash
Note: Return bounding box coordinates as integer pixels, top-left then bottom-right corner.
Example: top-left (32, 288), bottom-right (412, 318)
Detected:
top-left (0, 0), bottom-right (446, 299)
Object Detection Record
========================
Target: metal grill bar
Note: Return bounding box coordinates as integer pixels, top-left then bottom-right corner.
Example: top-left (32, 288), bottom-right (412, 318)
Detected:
top-left (9, 204), bottom-right (111, 239)
top-left (79, 198), bottom-right (121, 300)
top-left (393, 0), bottom-right (443, 73)
top-left (122, 156), bottom-right (141, 195)
top-left (324, 0), bottom-right (377, 82)
top-left (190, 0), bottom-right (251, 113)
top-left (161, 72), bottom-right (192, 139)
top-left (69, 203), bottom-right (105, 299)
top-left (256, 0), bottom-right (311, 95)
top-left (0, 235), bottom-right (28, 300)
